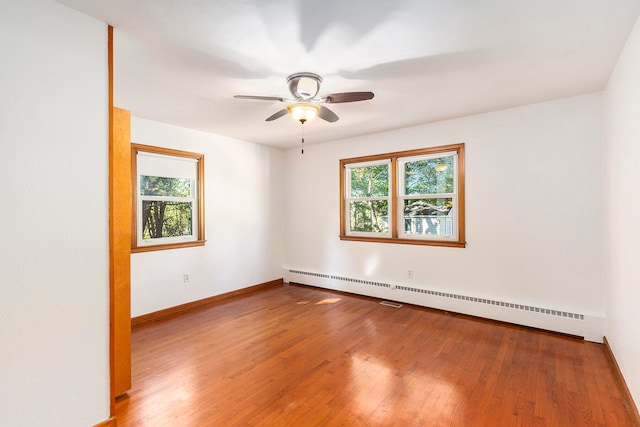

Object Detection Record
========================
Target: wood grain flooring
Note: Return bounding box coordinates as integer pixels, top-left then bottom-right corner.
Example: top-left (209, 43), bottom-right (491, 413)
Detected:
top-left (116, 284), bottom-right (634, 426)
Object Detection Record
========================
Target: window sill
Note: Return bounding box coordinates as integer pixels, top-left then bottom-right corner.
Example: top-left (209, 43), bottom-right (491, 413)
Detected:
top-left (131, 240), bottom-right (206, 253)
top-left (339, 235), bottom-right (466, 248)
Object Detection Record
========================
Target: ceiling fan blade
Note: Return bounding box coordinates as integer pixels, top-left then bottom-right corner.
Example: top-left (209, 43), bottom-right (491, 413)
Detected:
top-left (234, 95), bottom-right (286, 102)
top-left (318, 106), bottom-right (339, 123)
top-left (265, 109), bottom-right (288, 121)
top-left (322, 91), bottom-right (374, 104)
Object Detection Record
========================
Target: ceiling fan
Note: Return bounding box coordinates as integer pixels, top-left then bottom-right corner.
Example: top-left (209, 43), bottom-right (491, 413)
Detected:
top-left (234, 72), bottom-right (374, 124)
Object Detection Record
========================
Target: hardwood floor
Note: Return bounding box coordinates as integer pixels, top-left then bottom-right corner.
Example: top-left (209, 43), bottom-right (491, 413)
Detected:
top-left (116, 284), bottom-right (634, 426)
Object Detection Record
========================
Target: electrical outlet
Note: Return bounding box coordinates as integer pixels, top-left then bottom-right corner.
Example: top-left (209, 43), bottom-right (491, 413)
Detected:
top-left (407, 269), bottom-right (414, 279)
top-left (183, 273), bottom-right (190, 283)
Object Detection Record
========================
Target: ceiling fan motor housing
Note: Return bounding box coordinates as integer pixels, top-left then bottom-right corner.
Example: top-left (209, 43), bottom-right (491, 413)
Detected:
top-left (287, 72), bottom-right (322, 100)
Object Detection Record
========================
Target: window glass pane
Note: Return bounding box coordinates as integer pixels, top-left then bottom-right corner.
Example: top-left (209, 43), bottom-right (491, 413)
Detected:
top-left (403, 198), bottom-right (453, 236)
top-left (140, 175), bottom-right (191, 197)
top-left (142, 201), bottom-right (193, 239)
top-left (350, 164), bottom-right (389, 198)
top-left (350, 200), bottom-right (389, 233)
top-left (404, 156), bottom-right (454, 195)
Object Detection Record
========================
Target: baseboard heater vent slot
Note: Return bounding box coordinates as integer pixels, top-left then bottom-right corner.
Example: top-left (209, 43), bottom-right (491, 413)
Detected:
top-left (380, 301), bottom-right (403, 308)
top-left (289, 270), bottom-right (331, 279)
top-left (397, 285), bottom-right (584, 320)
top-left (332, 275), bottom-right (391, 289)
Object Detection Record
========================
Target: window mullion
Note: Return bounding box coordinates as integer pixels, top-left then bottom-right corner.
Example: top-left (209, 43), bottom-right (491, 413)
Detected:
top-left (391, 156), bottom-right (398, 239)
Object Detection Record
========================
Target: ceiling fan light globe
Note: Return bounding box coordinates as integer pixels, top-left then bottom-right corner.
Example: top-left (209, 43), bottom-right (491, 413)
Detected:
top-left (287, 103), bottom-right (320, 123)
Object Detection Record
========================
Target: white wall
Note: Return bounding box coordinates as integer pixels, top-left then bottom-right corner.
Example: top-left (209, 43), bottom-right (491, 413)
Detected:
top-left (0, 1), bottom-right (110, 426)
top-left (604, 15), bottom-right (640, 409)
top-left (130, 117), bottom-right (285, 316)
top-left (284, 93), bottom-right (605, 339)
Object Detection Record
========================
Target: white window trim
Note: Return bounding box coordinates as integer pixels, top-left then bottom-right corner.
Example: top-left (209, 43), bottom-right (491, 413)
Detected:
top-left (136, 177), bottom-right (198, 246)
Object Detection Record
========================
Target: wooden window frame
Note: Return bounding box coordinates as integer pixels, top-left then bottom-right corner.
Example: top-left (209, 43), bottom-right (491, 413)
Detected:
top-left (131, 143), bottom-right (205, 253)
top-left (343, 158), bottom-right (392, 238)
top-left (340, 143), bottom-right (466, 248)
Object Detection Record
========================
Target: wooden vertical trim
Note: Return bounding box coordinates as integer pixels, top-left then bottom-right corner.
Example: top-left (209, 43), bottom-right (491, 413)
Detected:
top-left (198, 152), bottom-right (205, 242)
top-left (339, 160), bottom-right (345, 236)
top-left (107, 24), bottom-right (115, 418)
top-left (603, 337), bottom-right (640, 426)
top-left (457, 143), bottom-right (466, 244)
top-left (112, 107), bottom-right (132, 396)
top-left (130, 144), bottom-right (138, 249)
top-left (109, 23), bottom-right (132, 422)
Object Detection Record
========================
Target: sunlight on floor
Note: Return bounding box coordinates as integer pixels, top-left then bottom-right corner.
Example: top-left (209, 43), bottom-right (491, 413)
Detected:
top-left (349, 352), bottom-right (460, 423)
top-left (315, 298), bottom-right (341, 305)
top-left (350, 353), bottom-right (394, 413)
top-left (296, 297), bottom-right (342, 305)
top-left (136, 365), bottom-right (197, 423)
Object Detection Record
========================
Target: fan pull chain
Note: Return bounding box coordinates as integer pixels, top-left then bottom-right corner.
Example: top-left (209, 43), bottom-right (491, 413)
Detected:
top-left (300, 122), bottom-right (305, 154)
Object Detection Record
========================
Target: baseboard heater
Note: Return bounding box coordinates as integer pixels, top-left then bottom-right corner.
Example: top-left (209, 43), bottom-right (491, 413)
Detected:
top-left (288, 269), bottom-right (589, 339)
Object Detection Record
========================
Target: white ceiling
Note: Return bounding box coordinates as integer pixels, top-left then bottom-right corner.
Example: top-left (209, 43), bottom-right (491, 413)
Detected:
top-left (57, 0), bottom-right (640, 149)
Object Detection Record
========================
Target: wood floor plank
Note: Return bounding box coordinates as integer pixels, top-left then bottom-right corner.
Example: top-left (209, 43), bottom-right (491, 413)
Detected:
top-left (116, 284), bottom-right (635, 426)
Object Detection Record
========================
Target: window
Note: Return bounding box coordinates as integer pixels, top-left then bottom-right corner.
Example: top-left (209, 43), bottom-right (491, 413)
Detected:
top-left (340, 143), bottom-right (465, 247)
top-left (344, 159), bottom-right (391, 236)
top-left (131, 144), bottom-right (205, 252)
